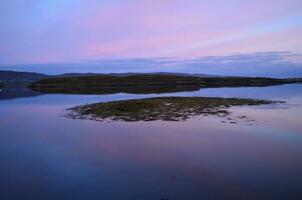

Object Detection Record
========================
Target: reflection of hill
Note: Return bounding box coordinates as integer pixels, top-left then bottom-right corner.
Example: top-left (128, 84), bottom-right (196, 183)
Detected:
top-left (0, 86), bottom-right (41, 100)
top-left (28, 85), bottom-right (201, 95)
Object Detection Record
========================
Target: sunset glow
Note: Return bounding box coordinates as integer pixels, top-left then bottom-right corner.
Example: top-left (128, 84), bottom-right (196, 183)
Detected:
top-left (1, 0), bottom-right (301, 65)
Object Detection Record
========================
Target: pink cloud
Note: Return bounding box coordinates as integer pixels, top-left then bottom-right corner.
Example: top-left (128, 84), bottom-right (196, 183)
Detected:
top-left (0, 0), bottom-right (301, 64)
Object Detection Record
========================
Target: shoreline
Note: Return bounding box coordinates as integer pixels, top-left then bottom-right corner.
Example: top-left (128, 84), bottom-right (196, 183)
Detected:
top-left (29, 74), bottom-right (302, 95)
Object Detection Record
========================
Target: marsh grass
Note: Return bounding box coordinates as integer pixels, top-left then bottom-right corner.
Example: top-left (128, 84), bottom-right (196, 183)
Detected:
top-left (67, 96), bottom-right (279, 122)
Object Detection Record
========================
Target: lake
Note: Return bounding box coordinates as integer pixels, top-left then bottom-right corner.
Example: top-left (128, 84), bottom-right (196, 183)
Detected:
top-left (0, 84), bottom-right (301, 200)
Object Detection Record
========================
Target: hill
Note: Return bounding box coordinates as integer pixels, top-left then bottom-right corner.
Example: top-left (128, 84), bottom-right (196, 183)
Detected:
top-left (29, 74), bottom-right (302, 94)
top-left (0, 70), bottom-right (48, 83)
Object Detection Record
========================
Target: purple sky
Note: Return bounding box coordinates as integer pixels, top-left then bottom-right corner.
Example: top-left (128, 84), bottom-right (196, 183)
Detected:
top-left (0, 0), bottom-right (302, 76)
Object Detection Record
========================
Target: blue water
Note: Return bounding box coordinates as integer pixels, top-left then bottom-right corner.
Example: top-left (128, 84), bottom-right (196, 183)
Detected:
top-left (0, 84), bottom-right (302, 200)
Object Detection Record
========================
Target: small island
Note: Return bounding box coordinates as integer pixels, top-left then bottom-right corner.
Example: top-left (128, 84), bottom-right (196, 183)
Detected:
top-left (67, 96), bottom-right (278, 122)
top-left (29, 74), bottom-right (302, 95)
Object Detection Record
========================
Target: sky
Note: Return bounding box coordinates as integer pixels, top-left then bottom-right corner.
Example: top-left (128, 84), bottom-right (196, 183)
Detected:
top-left (0, 0), bottom-right (302, 77)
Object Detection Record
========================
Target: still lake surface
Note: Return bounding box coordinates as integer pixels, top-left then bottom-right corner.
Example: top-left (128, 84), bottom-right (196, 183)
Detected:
top-left (0, 84), bottom-right (302, 200)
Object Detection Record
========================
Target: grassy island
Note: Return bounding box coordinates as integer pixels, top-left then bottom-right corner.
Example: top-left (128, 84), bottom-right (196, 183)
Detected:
top-left (30, 74), bottom-right (302, 94)
top-left (67, 96), bottom-right (278, 122)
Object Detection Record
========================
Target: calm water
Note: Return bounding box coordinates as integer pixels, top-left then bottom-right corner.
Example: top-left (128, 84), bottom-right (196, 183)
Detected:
top-left (0, 84), bottom-right (302, 200)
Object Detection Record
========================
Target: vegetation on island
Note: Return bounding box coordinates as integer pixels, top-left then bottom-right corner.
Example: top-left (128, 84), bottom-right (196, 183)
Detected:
top-left (30, 74), bottom-right (302, 94)
top-left (67, 96), bottom-right (278, 122)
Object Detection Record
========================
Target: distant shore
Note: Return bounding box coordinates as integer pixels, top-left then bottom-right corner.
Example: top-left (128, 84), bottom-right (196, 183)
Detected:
top-left (0, 70), bottom-right (302, 95)
top-left (29, 74), bottom-right (302, 94)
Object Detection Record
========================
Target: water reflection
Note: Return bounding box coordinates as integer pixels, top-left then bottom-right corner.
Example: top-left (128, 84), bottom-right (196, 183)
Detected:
top-left (0, 85), bottom-right (41, 100)
top-left (0, 84), bottom-right (301, 199)
top-left (1, 83), bottom-right (302, 102)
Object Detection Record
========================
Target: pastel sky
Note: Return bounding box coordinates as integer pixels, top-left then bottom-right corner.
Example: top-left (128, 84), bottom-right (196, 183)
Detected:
top-left (0, 0), bottom-right (302, 76)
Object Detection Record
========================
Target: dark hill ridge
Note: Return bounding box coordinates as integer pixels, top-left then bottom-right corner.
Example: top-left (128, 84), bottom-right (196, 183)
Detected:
top-left (0, 70), bottom-right (48, 82)
top-left (0, 70), bottom-right (215, 85)
top-left (29, 74), bottom-right (302, 94)
top-left (0, 70), bottom-right (214, 80)
top-left (29, 74), bottom-right (204, 94)
top-left (0, 70), bottom-right (217, 94)
top-left (1, 70), bottom-right (302, 94)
